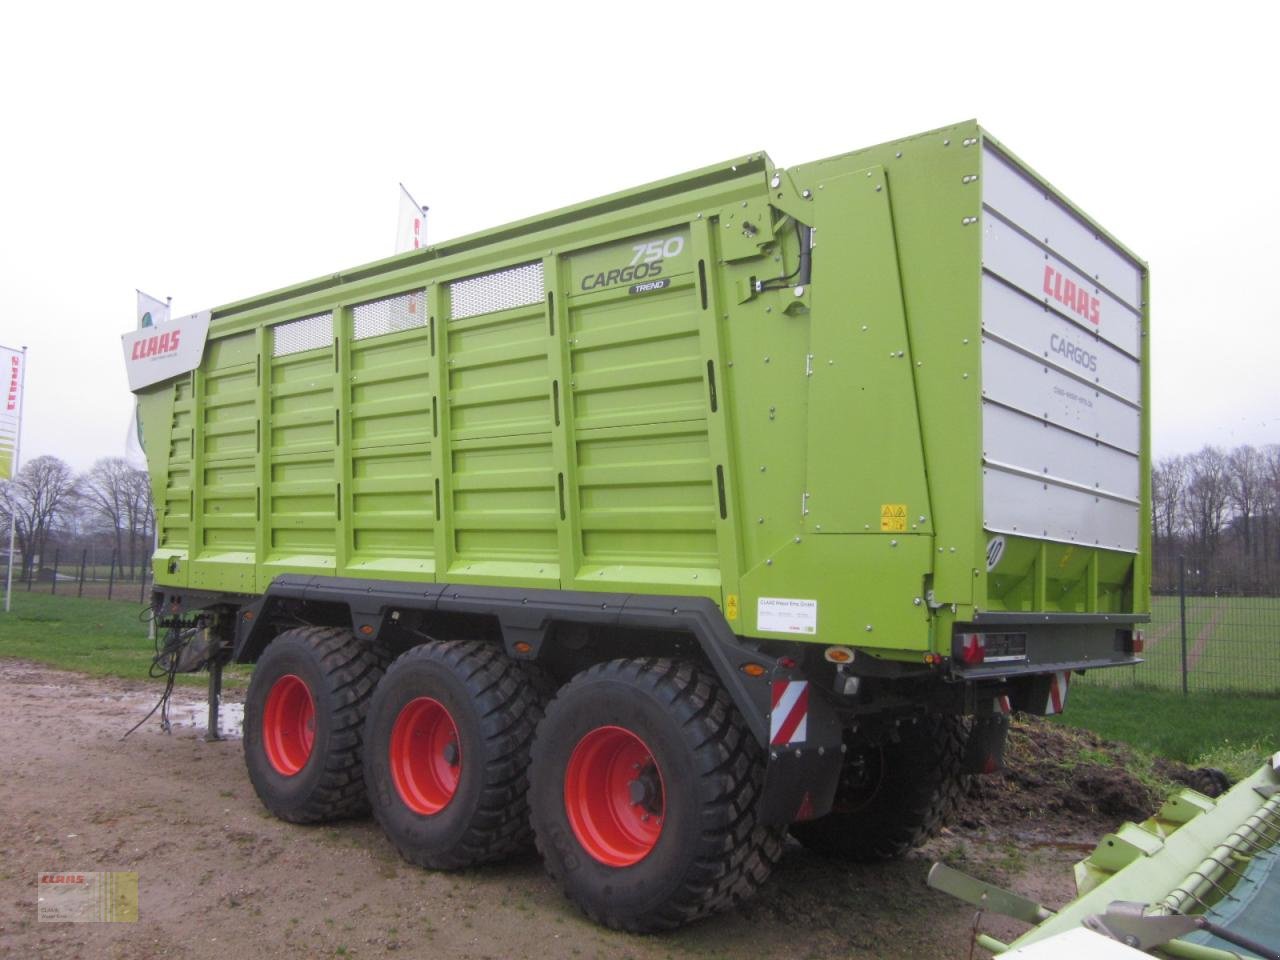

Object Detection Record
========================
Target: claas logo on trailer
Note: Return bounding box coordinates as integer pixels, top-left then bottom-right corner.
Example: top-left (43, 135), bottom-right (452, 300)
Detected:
top-left (1042, 265), bottom-right (1100, 326)
top-left (130, 329), bottom-right (182, 360)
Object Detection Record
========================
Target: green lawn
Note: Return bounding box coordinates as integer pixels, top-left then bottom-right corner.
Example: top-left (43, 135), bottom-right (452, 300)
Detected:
top-left (1052, 683), bottom-right (1279, 779)
top-left (1086, 594), bottom-right (1280, 694)
top-left (0, 591), bottom-right (251, 689)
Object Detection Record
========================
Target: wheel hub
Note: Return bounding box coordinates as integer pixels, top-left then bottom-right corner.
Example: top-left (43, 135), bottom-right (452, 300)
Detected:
top-left (262, 674), bottom-right (316, 777)
top-left (627, 766), bottom-right (662, 813)
top-left (830, 734), bottom-right (887, 813)
top-left (389, 697), bottom-right (462, 816)
top-left (564, 726), bottom-right (665, 867)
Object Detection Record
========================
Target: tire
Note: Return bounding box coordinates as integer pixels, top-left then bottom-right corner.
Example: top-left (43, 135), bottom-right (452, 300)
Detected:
top-left (529, 658), bottom-right (784, 932)
top-left (790, 714), bottom-right (967, 862)
top-left (243, 626), bottom-right (388, 824)
top-left (363, 640), bottom-right (542, 870)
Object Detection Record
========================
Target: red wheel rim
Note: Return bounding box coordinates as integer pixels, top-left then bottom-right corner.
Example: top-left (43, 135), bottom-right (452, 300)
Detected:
top-left (564, 726), bottom-right (665, 867)
top-left (263, 674), bottom-right (315, 776)
top-left (390, 697), bottom-right (462, 815)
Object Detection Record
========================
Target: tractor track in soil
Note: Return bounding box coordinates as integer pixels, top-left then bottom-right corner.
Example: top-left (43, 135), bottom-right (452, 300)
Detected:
top-left (0, 660), bottom-right (1155, 960)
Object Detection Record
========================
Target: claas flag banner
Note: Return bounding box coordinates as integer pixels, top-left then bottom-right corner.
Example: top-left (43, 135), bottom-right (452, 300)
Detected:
top-left (0, 346), bottom-right (23, 480)
top-left (395, 183), bottom-right (426, 253)
top-left (128, 290), bottom-right (170, 466)
top-left (137, 289), bottom-right (169, 330)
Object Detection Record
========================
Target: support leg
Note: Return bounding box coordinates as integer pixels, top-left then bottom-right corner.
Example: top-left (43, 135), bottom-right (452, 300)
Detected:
top-left (205, 659), bottom-right (223, 742)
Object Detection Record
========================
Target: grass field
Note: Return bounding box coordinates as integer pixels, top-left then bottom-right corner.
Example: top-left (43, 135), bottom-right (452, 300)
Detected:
top-left (0, 591), bottom-right (250, 689)
top-left (1051, 683), bottom-right (1278, 778)
top-left (1085, 594), bottom-right (1280, 694)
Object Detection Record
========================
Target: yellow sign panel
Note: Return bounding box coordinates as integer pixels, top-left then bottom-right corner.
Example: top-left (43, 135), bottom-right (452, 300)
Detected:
top-left (725, 594), bottom-right (739, 621)
top-left (880, 503), bottom-right (908, 532)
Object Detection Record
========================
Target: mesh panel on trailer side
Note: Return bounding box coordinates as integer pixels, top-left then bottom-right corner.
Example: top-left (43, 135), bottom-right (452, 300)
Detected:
top-left (353, 291), bottom-right (426, 340)
top-left (272, 312), bottom-right (334, 357)
top-left (448, 262), bottom-right (544, 321)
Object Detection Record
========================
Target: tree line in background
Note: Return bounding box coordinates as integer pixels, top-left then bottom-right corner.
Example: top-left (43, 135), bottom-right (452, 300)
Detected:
top-left (1154, 444), bottom-right (1280, 595)
top-left (0, 456), bottom-right (154, 582)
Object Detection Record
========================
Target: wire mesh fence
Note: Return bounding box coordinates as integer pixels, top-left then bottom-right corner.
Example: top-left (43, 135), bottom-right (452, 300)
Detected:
top-left (2, 549), bottom-right (151, 604)
top-left (1087, 554), bottom-right (1280, 695)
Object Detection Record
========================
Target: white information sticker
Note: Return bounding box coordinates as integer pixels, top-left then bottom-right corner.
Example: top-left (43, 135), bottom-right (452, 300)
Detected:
top-left (756, 597), bottom-right (818, 635)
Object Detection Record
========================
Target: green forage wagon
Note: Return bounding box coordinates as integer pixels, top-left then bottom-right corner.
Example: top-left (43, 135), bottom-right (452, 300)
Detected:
top-left (125, 119), bottom-right (1150, 931)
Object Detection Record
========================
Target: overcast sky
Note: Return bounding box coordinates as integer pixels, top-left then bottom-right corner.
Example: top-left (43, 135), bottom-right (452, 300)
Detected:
top-left (2, 1), bottom-right (1275, 472)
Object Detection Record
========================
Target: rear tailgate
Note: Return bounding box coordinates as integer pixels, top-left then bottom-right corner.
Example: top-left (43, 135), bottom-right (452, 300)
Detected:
top-left (979, 140), bottom-right (1145, 554)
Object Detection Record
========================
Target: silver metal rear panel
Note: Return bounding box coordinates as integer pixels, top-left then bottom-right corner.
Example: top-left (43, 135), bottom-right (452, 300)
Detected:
top-left (983, 146), bottom-right (1142, 312)
top-left (982, 275), bottom-right (1140, 403)
top-left (982, 214), bottom-right (1141, 359)
top-left (981, 142), bottom-right (1145, 553)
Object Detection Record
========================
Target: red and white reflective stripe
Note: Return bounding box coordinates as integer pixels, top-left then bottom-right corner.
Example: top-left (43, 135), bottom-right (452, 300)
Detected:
top-left (770, 680), bottom-right (809, 746)
top-left (1045, 671), bottom-right (1071, 716)
top-left (995, 695), bottom-right (1012, 715)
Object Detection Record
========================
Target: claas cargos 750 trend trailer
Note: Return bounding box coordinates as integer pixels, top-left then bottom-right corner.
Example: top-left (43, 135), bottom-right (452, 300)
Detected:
top-left (123, 119), bottom-right (1150, 931)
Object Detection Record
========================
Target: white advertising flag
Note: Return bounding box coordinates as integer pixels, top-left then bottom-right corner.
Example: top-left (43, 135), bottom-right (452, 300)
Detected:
top-left (3, 343), bottom-right (26, 612)
top-left (124, 399), bottom-right (148, 469)
top-left (396, 183), bottom-right (427, 253)
top-left (0, 345), bottom-right (25, 481)
top-left (127, 291), bottom-right (170, 468)
top-left (137, 289), bottom-right (170, 330)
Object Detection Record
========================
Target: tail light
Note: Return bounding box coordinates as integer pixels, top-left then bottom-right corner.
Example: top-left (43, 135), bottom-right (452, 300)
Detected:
top-left (1116, 628), bottom-right (1145, 655)
top-left (952, 631), bottom-right (1028, 666)
top-left (958, 632), bottom-right (985, 665)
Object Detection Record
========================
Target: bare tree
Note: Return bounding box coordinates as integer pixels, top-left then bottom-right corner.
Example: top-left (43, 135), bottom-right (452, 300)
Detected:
top-left (1148, 443), bottom-right (1280, 594)
top-left (80, 458), bottom-right (129, 573)
top-left (1152, 454), bottom-right (1187, 550)
top-left (122, 468), bottom-right (154, 578)
top-left (0, 456), bottom-right (78, 578)
top-left (80, 458), bottom-right (154, 578)
top-left (1184, 446), bottom-right (1231, 562)
top-left (1265, 445), bottom-right (1280, 569)
top-left (1228, 445), bottom-right (1264, 559)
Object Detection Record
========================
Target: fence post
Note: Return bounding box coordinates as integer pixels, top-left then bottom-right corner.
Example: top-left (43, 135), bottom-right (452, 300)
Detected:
top-left (107, 549), bottom-right (117, 601)
top-left (139, 562), bottom-right (147, 603)
top-left (1178, 555), bottom-right (1189, 696)
top-left (50, 551), bottom-right (59, 595)
top-left (77, 550), bottom-right (87, 598)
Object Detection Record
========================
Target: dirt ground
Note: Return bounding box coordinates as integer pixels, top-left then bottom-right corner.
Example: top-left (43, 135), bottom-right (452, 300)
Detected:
top-left (0, 661), bottom-right (1152, 960)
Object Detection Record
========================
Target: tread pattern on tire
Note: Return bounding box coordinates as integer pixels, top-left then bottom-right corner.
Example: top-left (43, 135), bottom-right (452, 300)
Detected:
top-left (533, 658), bottom-right (785, 932)
top-left (791, 714), bottom-right (968, 862)
top-left (248, 625), bottom-right (389, 824)
top-left (374, 640), bottom-right (544, 869)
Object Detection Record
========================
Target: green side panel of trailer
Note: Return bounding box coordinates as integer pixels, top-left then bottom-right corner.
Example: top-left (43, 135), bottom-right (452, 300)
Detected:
top-left (136, 119), bottom-right (1151, 664)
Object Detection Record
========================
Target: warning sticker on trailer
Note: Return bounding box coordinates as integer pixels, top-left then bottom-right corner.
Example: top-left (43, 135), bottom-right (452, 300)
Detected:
top-left (880, 504), bottom-right (908, 532)
top-left (757, 597), bottom-right (817, 635)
